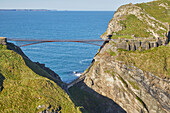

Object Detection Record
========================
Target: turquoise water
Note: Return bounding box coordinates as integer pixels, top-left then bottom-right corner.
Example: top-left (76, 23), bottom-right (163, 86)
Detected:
top-left (0, 11), bottom-right (114, 83)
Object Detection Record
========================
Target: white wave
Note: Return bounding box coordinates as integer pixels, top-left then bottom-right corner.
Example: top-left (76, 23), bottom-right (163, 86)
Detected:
top-left (79, 59), bottom-right (92, 64)
top-left (73, 71), bottom-right (82, 77)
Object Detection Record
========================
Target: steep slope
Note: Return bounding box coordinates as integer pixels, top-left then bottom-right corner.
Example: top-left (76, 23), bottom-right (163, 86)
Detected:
top-left (69, 0), bottom-right (170, 113)
top-left (0, 43), bottom-right (80, 113)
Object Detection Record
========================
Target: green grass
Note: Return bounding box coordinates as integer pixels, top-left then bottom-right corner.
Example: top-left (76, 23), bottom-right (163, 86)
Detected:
top-left (7, 43), bottom-right (63, 85)
top-left (0, 44), bottom-right (7, 50)
top-left (104, 70), bottom-right (111, 73)
top-left (118, 75), bottom-right (128, 88)
top-left (135, 95), bottom-right (148, 112)
top-left (111, 35), bottom-right (133, 39)
top-left (128, 80), bottom-right (140, 90)
top-left (0, 44), bottom-right (80, 113)
top-left (104, 70), bottom-right (115, 78)
top-left (136, 0), bottom-right (170, 24)
top-left (136, 96), bottom-right (145, 108)
top-left (117, 48), bottom-right (128, 52)
top-left (117, 46), bottom-right (170, 79)
top-left (118, 14), bottom-right (152, 37)
top-left (113, 0), bottom-right (169, 38)
top-left (108, 49), bottom-right (117, 56)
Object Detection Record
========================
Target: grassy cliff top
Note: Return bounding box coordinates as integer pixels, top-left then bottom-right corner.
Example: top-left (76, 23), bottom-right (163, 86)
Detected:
top-left (104, 0), bottom-right (169, 39)
top-left (136, 0), bottom-right (170, 24)
top-left (116, 45), bottom-right (170, 79)
top-left (0, 44), bottom-right (80, 112)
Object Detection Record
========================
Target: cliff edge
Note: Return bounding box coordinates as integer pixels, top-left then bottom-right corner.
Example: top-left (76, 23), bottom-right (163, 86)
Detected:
top-left (0, 42), bottom-right (80, 112)
top-left (69, 0), bottom-right (170, 113)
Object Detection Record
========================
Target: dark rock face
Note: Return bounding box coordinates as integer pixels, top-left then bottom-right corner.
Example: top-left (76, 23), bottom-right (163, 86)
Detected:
top-left (69, 81), bottom-right (127, 113)
top-left (37, 104), bottom-right (61, 113)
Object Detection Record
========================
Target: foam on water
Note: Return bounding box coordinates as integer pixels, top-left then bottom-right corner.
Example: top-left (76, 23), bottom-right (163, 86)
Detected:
top-left (79, 59), bottom-right (92, 64)
top-left (73, 71), bottom-right (82, 77)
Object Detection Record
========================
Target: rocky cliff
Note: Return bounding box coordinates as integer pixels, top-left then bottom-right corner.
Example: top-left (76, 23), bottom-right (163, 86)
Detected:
top-left (69, 0), bottom-right (170, 113)
top-left (84, 42), bottom-right (170, 113)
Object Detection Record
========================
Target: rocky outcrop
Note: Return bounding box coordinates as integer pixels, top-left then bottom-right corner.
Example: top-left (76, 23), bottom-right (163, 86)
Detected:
top-left (0, 37), bottom-right (7, 45)
top-left (84, 41), bottom-right (170, 113)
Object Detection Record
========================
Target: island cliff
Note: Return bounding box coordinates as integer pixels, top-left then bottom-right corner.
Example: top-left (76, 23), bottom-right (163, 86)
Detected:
top-left (69, 0), bottom-right (170, 113)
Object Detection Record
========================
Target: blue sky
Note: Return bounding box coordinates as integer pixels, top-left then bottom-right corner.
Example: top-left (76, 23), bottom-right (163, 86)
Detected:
top-left (0, 0), bottom-right (153, 11)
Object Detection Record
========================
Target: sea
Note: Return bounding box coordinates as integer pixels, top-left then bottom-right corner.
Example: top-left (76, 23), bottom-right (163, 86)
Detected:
top-left (0, 11), bottom-right (114, 83)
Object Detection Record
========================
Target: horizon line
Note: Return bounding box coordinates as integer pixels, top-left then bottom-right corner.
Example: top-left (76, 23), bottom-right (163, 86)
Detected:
top-left (0, 9), bottom-right (115, 11)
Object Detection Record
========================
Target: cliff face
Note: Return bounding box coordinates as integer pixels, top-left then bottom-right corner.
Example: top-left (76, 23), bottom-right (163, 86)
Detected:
top-left (84, 41), bottom-right (170, 113)
top-left (75, 0), bottom-right (170, 113)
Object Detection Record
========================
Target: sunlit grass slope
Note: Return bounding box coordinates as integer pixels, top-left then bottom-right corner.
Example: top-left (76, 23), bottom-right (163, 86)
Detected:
top-left (0, 44), bottom-right (80, 113)
top-left (137, 0), bottom-right (170, 24)
top-left (117, 46), bottom-right (170, 79)
top-left (109, 0), bottom-right (169, 38)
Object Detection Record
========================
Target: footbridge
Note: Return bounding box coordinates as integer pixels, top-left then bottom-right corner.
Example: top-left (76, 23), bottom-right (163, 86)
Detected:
top-left (7, 38), bottom-right (111, 47)
top-left (1, 37), bottom-right (113, 88)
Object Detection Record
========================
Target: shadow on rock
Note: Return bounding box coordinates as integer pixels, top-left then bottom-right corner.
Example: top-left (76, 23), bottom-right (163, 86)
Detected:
top-left (0, 73), bottom-right (5, 92)
top-left (69, 80), bottom-right (126, 113)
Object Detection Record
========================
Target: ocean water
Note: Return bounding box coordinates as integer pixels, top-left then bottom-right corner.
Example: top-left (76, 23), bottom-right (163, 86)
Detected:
top-left (0, 11), bottom-right (114, 83)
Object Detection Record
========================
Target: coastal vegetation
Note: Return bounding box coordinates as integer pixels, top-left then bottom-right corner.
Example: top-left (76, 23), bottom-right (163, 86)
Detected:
top-left (117, 46), bottom-right (170, 79)
top-left (103, 0), bottom-right (169, 39)
top-left (111, 35), bottom-right (132, 39)
top-left (118, 14), bottom-right (152, 37)
top-left (0, 44), bottom-right (80, 112)
top-left (136, 0), bottom-right (170, 24)
top-left (108, 49), bottom-right (117, 56)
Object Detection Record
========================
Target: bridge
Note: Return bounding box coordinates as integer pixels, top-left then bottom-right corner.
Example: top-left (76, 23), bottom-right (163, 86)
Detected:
top-left (7, 38), bottom-right (111, 47)
top-left (0, 37), bottom-right (112, 89)
top-left (1, 37), bottom-right (110, 85)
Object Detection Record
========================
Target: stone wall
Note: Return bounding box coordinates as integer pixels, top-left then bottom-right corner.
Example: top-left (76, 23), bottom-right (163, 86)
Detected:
top-left (0, 37), bottom-right (7, 45)
top-left (110, 25), bottom-right (170, 51)
top-left (114, 35), bottom-right (169, 51)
